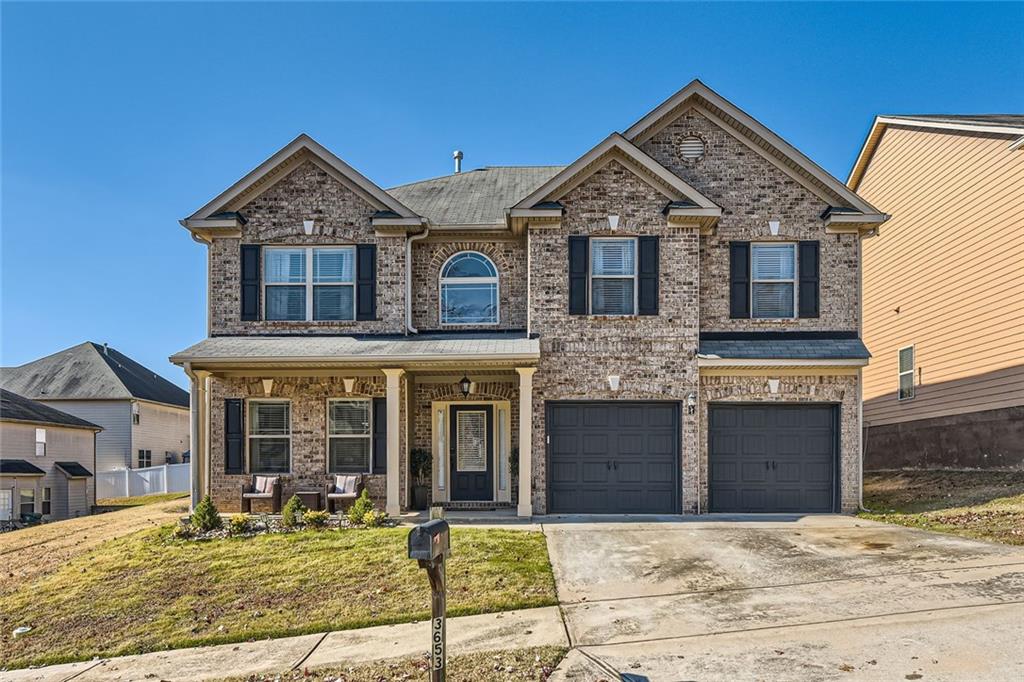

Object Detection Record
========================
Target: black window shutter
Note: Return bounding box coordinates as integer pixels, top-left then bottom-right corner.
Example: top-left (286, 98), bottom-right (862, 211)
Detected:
top-left (568, 236), bottom-right (589, 315)
top-left (372, 397), bottom-right (387, 474)
top-left (798, 240), bottom-right (820, 318)
top-left (356, 244), bottom-right (377, 321)
top-left (240, 245), bottom-right (261, 321)
top-left (225, 399), bottom-right (244, 474)
top-left (729, 241), bottom-right (751, 319)
top-left (638, 236), bottom-right (659, 315)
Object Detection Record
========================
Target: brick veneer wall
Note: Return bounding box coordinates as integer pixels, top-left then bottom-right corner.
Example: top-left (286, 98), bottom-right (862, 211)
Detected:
top-left (209, 161), bottom-right (406, 335)
top-left (410, 237), bottom-right (527, 331)
top-left (527, 159), bottom-right (701, 513)
top-left (640, 109), bottom-right (860, 332)
top-left (207, 374), bottom-right (407, 512)
top-left (699, 373), bottom-right (861, 513)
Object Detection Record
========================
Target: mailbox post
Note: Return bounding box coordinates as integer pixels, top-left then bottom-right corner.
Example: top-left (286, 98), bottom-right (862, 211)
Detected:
top-left (408, 519), bottom-right (451, 682)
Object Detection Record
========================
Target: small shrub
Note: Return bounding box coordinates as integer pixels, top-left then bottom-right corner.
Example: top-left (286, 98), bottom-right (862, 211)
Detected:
top-left (347, 489), bottom-right (375, 525)
top-left (304, 510), bottom-right (330, 528)
top-left (190, 495), bottom-right (222, 532)
top-left (171, 524), bottom-right (192, 539)
top-left (362, 509), bottom-right (388, 527)
top-left (282, 495), bottom-right (306, 528)
top-left (228, 513), bottom-right (250, 535)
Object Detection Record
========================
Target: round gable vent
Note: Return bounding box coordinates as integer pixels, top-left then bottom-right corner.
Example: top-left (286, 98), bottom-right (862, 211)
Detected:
top-left (679, 136), bottom-right (705, 162)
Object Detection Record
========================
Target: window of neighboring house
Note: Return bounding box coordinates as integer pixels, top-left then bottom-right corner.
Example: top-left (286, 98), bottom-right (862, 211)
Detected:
top-left (898, 345), bottom-right (916, 401)
top-left (41, 487), bottom-right (51, 515)
top-left (590, 238), bottom-right (637, 316)
top-left (264, 247), bottom-right (355, 321)
top-left (751, 243), bottom-right (797, 319)
top-left (138, 450), bottom-right (152, 468)
top-left (19, 488), bottom-right (35, 516)
top-left (34, 428), bottom-right (46, 457)
top-left (248, 401), bottom-right (291, 473)
top-left (327, 399), bottom-right (372, 473)
top-left (440, 252), bottom-right (499, 325)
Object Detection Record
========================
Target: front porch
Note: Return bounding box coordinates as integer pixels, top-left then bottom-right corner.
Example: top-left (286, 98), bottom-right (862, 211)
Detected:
top-left (173, 334), bottom-right (539, 518)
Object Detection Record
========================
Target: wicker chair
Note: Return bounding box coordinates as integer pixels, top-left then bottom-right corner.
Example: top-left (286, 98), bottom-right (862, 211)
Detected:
top-left (241, 475), bottom-right (282, 513)
top-left (324, 474), bottom-right (365, 514)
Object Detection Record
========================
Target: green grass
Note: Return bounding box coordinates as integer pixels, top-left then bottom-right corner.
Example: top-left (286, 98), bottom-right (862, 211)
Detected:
top-left (0, 526), bottom-right (557, 670)
top-left (96, 492), bottom-right (190, 507)
top-left (219, 646), bottom-right (567, 682)
top-left (859, 470), bottom-right (1024, 545)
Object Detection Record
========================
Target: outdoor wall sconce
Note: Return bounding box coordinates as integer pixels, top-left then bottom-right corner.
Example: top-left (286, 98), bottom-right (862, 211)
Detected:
top-left (767, 378), bottom-right (780, 394)
top-left (768, 219), bottom-right (780, 236)
top-left (303, 219), bottom-right (315, 235)
top-left (458, 375), bottom-right (472, 398)
top-left (343, 377), bottom-right (356, 394)
top-left (262, 378), bottom-right (274, 396)
top-left (686, 392), bottom-right (696, 414)
top-left (608, 214), bottom-right (619, 231)
top-left (607, 375), bottom-right (620, 391)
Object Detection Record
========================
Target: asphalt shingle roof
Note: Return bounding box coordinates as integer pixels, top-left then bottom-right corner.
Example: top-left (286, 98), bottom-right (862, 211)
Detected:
top-left (55, 461), bottom-right (94, 478)
top-left (0, 389), bottom-right (102, 430)
top-left (2, 342), bottom-right (189, 408)
top-left (388, 166), bottom-right (565, 226)
top-left (699, 337), bottom-right (870, 360)
top-left (0, 459), bottom-right (46, 476)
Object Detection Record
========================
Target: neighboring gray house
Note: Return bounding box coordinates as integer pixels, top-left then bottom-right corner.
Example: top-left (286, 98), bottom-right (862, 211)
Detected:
top-left (2, 343), bottom-right (190, 472)
top-left (0, 389), bottom-right (102, 521)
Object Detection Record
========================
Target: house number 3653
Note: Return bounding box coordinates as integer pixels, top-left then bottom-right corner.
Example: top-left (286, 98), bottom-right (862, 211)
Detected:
top-left (432, 617), bottom-right (445, 669)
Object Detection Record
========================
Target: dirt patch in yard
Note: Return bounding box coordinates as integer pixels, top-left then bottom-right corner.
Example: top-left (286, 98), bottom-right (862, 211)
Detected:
top-left (860, 470), bottom-right (1024, 545)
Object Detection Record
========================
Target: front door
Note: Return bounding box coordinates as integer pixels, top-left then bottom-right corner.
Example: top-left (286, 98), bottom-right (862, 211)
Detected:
top-left (450, 405), bottom-right (494, 501)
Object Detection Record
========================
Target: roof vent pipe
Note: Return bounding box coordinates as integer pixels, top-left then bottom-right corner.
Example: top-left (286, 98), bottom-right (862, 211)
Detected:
top-left (103, 343), bottom-right (109, 355)
top-left (453, 150), bottom-right (463, 174)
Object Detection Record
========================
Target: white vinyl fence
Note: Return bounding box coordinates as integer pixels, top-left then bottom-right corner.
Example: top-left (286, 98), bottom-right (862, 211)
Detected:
top-left (97, 463), bottom-right (190, 499)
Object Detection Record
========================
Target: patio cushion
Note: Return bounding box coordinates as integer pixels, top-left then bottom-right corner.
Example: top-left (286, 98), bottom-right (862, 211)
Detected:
top-left (334, 475), bottom-right (358, 494)
top-left (242, 492), bottom-right (274, 499)
top-left (327, 491), bottom-right (358, 499)
top-left (254, 476), bottom-right (277, 493)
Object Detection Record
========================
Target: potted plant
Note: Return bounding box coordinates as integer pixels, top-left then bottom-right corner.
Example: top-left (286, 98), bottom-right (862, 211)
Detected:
top-left (410, 447), bottom-right (432, 510)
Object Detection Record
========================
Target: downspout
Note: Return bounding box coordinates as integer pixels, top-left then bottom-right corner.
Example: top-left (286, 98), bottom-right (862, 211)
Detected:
top-left (406, 227), bottom-right (430, 334)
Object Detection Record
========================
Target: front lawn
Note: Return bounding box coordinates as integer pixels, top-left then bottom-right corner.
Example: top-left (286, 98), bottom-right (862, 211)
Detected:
top-left (859, 470), bottom-right (1024, 545)
top-left (222, 647), bottom-right (567, 682)
top-left (0, 526), bottom-right (556, 669)
top-left (96, 491), bottom-right (190, 507)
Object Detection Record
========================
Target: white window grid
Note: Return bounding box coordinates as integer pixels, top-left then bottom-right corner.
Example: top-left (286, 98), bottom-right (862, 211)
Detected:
top-left (589, 237), bottom-right (638, 316)
top-left (247, 399), bottom-right (292, 474)
top-left (263, 246), bottom-right (356, 322)
top-left (326, 398), bottom-right (373, 474)
top-left (898, 345), bottom-right (916, 401)
top-left (438, 251), bottom-right (500, 326)
top-left (750, 242), bottom-right (798, 320)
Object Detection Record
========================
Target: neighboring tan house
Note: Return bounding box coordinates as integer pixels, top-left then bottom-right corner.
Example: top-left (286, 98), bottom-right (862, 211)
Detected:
top-left (849, 115), bottom-right (1024, 469)
top-left (2, 343), bottom-right (190, 472)
top-left (0, 389), bottom-right (102, 521)
top-left (172, 79), bottom-right (887, 516)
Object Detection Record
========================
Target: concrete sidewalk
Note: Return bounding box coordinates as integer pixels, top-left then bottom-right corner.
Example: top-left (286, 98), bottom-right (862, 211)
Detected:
top-left (0, 606), bottom-right (567, 682)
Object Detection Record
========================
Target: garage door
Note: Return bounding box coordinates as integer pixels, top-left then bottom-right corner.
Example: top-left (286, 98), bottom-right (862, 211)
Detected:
top-left (709, 404), bottom-right (837, 513)
top-left (547, 402), bottom-right (679, 514)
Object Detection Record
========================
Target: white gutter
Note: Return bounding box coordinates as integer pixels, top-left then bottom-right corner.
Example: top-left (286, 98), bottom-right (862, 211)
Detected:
top-left (171, 351), bottom-right (541, 366)
top-left (406, 227), bottom-right (430, 334)
top-left (696, 356), bottom-right (869, 368)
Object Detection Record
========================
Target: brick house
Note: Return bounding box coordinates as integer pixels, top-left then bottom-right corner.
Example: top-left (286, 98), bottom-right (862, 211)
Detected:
top-left (172, 80), bottom-right (887, 516)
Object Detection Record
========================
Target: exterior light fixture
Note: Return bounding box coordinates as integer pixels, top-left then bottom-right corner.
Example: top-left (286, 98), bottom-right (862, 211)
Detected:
top-left (768, 220), bottom-right (780, 236)
top-left (608, 214), bottom-right (620, 231)
top-left (303, 219), bottom-right (315, 235)
top-left (262, 378), bottom-right (274, 396)
top-left (607, 375), bottom-right (621, 391)
top-left (686, 392), bottom-right (697, 414)
top-left (459, 375), bottom-right (472, 398)
top-left (343, 377), bottom-right (356, 394)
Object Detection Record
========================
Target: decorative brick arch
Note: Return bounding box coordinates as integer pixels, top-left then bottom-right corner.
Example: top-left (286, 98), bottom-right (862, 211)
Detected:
top-left (424, 380), bottom-right (516, 403)
top-left (428, 242), bottom-right (512, 276)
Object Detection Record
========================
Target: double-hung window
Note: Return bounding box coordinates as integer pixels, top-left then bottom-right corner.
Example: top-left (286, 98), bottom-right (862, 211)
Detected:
top-left (41, 488), bottom-right (51, 515)
top-left (327, 399), bottom-right (372, 473)
top-left (137, 450), bottom-right (152, 468)
top-left (248, 401), bottom-right (291, 473)
top-left (265, 247), bottom-right (355, 321)
top-left (590, 238), bottom-right (637, 316)
top-left (751, 243), bottom-right (796, 318)
top-left (19, 488), bottom-right (35, 516)
top-left (34, 429), bottom-right (45, 457)
top-left (440, 252), bottom-right (499, 325)
top-left (898, 346), bottom-right (915, 400)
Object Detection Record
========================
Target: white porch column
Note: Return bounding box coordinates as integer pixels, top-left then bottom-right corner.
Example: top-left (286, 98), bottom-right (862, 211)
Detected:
top-left (516, 367), bottom-right (536, 517)
top-left (185, 367), bottom-right (211, 510)
top-left (382, 368), bottom-right (405, 517)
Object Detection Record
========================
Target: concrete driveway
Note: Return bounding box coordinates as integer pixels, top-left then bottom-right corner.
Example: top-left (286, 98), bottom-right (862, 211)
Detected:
top-left (543, 515), bottom-right (1024, 681)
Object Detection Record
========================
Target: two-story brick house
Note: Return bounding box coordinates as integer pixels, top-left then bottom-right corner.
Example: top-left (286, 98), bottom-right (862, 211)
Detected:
top-left (172, 80), bottom-right (887, 516)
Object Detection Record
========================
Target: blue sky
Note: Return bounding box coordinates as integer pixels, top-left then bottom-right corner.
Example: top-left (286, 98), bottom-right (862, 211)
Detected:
top-left (2, 2), bottom-right (1022, 388)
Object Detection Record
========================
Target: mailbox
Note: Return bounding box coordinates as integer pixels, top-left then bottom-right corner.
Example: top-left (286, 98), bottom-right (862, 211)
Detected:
top-left (408, 519), bottom-right (451, 562)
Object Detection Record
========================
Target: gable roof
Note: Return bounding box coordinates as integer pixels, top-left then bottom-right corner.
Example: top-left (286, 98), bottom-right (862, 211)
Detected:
top-left (0, 389), bottom-right (103, 430)
top-left (181, 133), bottom-right (423, 237)
top-left (2, 342), bottom-right (189, 408)
top-left (389, 166), bottom-right (564, 227)
top-left (848, 114), bottom-right (1024, 190)
top-left (0, 459), bottom-right (46, 476)
top-left (512, 133), bottom-right (721, 213)
top-left (623, 79), bottom-right (883, 217)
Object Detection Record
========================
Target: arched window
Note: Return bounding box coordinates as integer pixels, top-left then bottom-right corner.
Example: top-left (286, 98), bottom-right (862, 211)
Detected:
top-left (440, 252), bottom-right (499, 325)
